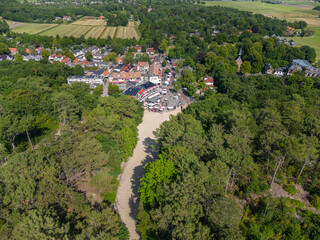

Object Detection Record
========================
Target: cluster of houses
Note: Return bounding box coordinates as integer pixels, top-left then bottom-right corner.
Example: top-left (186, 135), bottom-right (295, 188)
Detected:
top-left (0, 46), bottom-right (45, 62)
top-left (263, 59), bottom-right (320, 77)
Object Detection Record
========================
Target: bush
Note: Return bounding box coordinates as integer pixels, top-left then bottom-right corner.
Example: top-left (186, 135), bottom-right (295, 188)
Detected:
top-left (291, 199), bottom-right (305, 208)
top-left (284, 184), bottom-right (297, 195)
top-left (311, 195), bottom-right (320, 209)
top-left (101, 191), bottom-right (116, 204)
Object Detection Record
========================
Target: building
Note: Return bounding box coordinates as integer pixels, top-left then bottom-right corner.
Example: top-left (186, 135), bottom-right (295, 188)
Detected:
top-left (9, 48), bottom-right (17, 55)
top-left (67, 75), bottom-right (104, 88)
top-left (134, 45), bottom-right (142, 53)
top-left (264, 63), bottom-right (274, 75)
top-left (146, 48), bottom-right (154, 55)
top-left (110, 71), bottom-right (142, 83)
top-left (149, 63), bottom-right (161, 84)
top-left (136, 61), bottom-right (149, 74)
top-left (123, 82), bottom-right (159, 102)
top-left (63, 16), bottom-right (72, 21)
top-left (236, 47), bottom-right (243, 72)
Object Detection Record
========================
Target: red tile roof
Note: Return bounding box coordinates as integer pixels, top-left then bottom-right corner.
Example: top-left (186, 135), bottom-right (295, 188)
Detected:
top-left (102, 70), bottom-right (109, 76)
top-left (9, 48), bottom-right (17, 54)
top-left (61, 57), bottom-right (71, 63)
top-left (146, 48), bottom-right (154, 53)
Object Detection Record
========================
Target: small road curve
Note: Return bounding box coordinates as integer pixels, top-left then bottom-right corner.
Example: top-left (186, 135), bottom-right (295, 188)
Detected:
top-left (115, 108), bottom-right (181, 240)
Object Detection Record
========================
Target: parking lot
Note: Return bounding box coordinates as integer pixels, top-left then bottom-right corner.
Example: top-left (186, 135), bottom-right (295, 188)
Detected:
top-left (143, 69), bottom-right (186, 113)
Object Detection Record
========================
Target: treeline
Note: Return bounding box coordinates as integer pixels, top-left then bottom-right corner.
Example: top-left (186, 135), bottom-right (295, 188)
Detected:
top-left (139, 3), bottom-right (290, 43)
top-left (138, 71), bottom-right (320, 239)
top-left (0, 1), bottom-right (135, 24)
top-left (0, 60), bottom-right (143, 239)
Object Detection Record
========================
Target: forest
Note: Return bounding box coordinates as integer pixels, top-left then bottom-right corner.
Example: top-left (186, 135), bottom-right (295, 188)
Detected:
top-left (0, 60), bottom-right (143, 239)
top-left (138, 71), bottom-right (320, 239)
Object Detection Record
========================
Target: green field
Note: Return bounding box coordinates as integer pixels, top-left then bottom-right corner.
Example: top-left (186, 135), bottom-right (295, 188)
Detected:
top-left (206, 1), bottom-right (320, 61)
top-left (10, 23), bottom-right (57, 34)
top-left (8, 18), bottom-right (140, 39)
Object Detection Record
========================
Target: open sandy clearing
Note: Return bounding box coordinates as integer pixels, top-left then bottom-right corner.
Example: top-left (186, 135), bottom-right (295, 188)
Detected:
top-left (115, 109), bottom-right (181, 240)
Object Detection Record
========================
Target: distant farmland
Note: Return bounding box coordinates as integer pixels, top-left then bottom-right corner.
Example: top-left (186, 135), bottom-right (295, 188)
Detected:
top-left (8, 17), bottom-right (140, 39)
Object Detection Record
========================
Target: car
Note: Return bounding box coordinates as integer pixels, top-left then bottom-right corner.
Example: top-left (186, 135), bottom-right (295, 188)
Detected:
top-left (161, 89), bottom-right (167, 95)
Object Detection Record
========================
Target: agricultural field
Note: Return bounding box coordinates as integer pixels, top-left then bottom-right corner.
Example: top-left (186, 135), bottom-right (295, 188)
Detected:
top-left (100, 27), bottom-right (117, 38)
top-left (85, 26), bottom-right (105, 39)
top-left (9, 22), bottom-right (57, 34)
top-left (6, 17), bottom-right (140, 39)
top-left (206, 1), bottom-right (320, 61)
top-left (71, 17), bottom-right (106, 26)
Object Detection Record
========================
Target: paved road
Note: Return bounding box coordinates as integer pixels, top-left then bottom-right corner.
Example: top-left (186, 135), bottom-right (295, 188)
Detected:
top-left (115, 109), bottom-right (181, 240)
top-left (102, 78), bottom-right (109, 97)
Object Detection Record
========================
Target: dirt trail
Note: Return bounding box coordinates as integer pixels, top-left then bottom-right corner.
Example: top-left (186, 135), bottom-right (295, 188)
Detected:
top-left (115, 109), bottom-right (181, 240)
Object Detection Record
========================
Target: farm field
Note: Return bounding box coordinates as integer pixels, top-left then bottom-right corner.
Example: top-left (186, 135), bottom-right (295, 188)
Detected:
top-left (9, 22), bottom-right (57, 34)
top-left (100, 27), bottom-right (117, 38)
top-left (206, 1), bottom-right (320, 61)
top-left (6, 18), bottom-right (140, 39)
top-left (85, 26), bottom-right (105, 39)
top-left (71, 17), bottom-right (106, 26)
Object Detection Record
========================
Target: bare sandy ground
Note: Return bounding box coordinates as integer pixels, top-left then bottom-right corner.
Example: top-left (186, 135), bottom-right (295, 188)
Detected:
top-left (115, 108), bottom-right (181, 240)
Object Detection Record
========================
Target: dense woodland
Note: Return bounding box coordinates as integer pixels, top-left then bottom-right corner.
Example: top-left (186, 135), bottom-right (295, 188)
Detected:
top-left (0, 60), bottom-right (143, 239)
top-left (138, 72), bottom-right (320, 239)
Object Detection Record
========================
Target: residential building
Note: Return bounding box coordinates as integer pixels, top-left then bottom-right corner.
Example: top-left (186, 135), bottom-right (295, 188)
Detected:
top-left (9, 48), bottom-right (17, 55)
top-left (146, 48), bottom-right (154, 55)
top-left (63, 16), bottom-right (72, 21)
top-left (110, 71), bottom-right (142, 83)
top-left (149, 63), bottom-right (161, 85)
top-left (67, 75), bottom-right (104, 88)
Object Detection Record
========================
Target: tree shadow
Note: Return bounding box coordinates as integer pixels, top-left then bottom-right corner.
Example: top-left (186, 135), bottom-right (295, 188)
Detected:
top-left (128, 136), bottom-right (159, 222)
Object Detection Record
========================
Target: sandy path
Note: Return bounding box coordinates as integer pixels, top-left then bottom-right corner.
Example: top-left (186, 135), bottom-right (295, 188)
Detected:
top-left (115, 108), bottom-right (181, 240)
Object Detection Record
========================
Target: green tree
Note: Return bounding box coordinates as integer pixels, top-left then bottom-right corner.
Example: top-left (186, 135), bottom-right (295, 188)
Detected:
top-left (85, 51), bottom-right (93, 61)
top-left (240, 61), bottom-right (251, 74)
top-left (41, 49), bottom-right (50, 59)
top-left (0, 42), bottom-right (9, 55)
top-left (108, 84), bottom-right (121, 95)
top-left (51, 92), bottom-right (80, 125)
top-left (15, 53), bottom-right (23, 62)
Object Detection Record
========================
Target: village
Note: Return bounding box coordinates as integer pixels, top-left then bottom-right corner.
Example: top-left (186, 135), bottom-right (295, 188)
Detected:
top-left (1, 36), bottom-right (320, 114)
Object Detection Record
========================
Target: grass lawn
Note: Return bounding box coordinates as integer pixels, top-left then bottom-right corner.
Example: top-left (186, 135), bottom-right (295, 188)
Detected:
top-left (11, 23), bottom-right (57, 35)
top-left (289, 36), bottom-right (320, 61)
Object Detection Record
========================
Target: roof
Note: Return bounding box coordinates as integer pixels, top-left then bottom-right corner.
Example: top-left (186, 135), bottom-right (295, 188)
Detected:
top-left (204, 76), bottom-right (214, 83)
top-left (112, 71), bottom-right (141, 79)
top-left (149, 63), bottom-right (160, 76)
top-left (292, 59), bottom-right (312, 69)
top-left (138, 61), bottom-right (148, 67)
top-left (9, 48), bottom-right (17, 54)
top-left (102, 70), bottom-right (109, 76)
top-left (61, 57), bottom-right (71, 63)
top-left (146, 48), bottom-right (154, 53)
top-left (141, 82), bottom-right (156, 89)
top-left (123, 86), bottom-right (142, 97)
top-left (99, 15), bottom-right (105, 19)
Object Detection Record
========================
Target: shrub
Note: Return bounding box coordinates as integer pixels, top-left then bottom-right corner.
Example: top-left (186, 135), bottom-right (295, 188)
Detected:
top-left (311, 195), bottom-right (320, 209)
top-left (101, 191), bottom-right (116, 204)
top-left (284, 184), bottom-right (297, 195)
